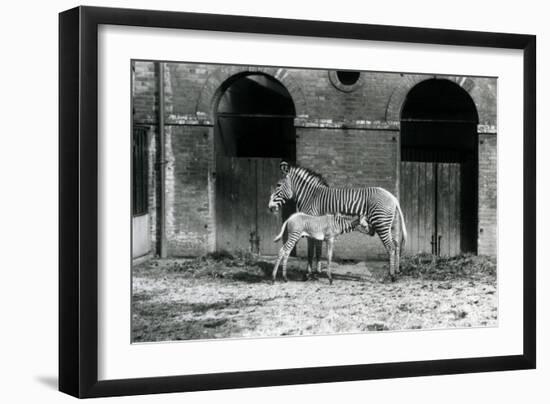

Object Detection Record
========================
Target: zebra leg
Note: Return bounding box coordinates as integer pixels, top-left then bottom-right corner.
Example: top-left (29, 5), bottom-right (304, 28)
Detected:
top-left (394, 239), bottom-right (401, 275)
top-left (326, 238), bottom-right (334, 285)
top-left (379, 229), bottom-right (397, 282)
top-left (306, 238), bottom-right (314, 280)
top-left (392, 210), bottom-right (403, 274)
top-left (282, 253), bottom-right (290, 282)
top-left (387, 245), bottom-right (396, 282)
top-left (278, 234), bottom-right (300, 283)
top-left (272, 249), bottom-right (284, 284)
top-left (315, 240), bottom-right (323, 275)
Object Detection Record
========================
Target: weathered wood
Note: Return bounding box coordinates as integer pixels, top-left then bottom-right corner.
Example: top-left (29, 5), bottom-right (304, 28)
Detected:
top-left (401, 161), bottom-right (462, 256)
top-left (436, 163), bottom-right (461, 256)
top-left (424, 163), bottom-right (436, 253)
top-left (216, 157), bottom-right (281, 255)
top-left (400, 161), bottom-right (436, 254)
top-left (256, 159), bottom-right (283, 255)
top-left (216, 157), bottom-right (254, 253)
top-left (411, 162), bottom-right (419, 252)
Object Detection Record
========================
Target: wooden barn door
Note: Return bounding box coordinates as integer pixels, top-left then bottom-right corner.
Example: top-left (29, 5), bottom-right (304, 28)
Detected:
top-left (436, 163), bottom-right (461, 256)
top-left (400, 162), bottom-right (461, 256)
top-left (216, 157), bottom-right (281, 255)
top-left (400, 162), bottom-right (436, 254)
top-left (255, 159), bottom-right (283, 255)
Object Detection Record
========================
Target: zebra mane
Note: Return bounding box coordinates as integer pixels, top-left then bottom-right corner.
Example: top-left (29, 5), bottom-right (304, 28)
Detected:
top-left (289, 165), bottom-right (329, 187)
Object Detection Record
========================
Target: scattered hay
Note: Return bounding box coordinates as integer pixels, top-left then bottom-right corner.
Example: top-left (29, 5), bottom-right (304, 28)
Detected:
top-left (400, 253), bottom-right (496, 280)
top-left (132, 254), bottom-right (498, 342)
top-left (165, 251), bottom-right (267, 278)
top-left (157, 251), bottom-right (315, 283)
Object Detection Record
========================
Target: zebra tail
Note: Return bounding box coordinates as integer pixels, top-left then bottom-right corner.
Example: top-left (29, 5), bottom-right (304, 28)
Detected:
top-left (397, 203), bottom-right (407, 248)
top-left (274, 219), bottom-right (289, 242)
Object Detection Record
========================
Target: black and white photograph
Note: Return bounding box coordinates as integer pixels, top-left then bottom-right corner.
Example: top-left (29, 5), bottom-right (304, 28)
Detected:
top-left (1, 0), bottom-right (546, 400)
top-left (131, 61), bottom-right (498, 342)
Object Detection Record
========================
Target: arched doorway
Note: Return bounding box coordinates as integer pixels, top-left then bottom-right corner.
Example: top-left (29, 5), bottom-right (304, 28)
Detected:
top-left (400, 79), bottom-right (478, 256)
top-left (215, 73), bottom-right (296, 254)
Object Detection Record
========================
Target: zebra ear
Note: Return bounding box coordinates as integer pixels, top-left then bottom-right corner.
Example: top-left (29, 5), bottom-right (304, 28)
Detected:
top-left (280, 161), bottom-right (290, 175)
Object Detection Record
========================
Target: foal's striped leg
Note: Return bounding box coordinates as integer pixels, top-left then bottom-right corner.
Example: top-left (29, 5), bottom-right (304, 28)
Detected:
top-left (273, 231), bottom-right (300, 283)
top-left (272, 250), bottom-right (284, 283)
top-left (326, 237), bottom-right (335, 285)
top-left (306, 238), bottom-right (315, 278)
top-left (314, 240), bottom-right (323, 275)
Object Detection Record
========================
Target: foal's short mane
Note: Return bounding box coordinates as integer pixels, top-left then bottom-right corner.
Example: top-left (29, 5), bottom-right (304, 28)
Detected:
top-left (290, 165), bottom-right (329, 186)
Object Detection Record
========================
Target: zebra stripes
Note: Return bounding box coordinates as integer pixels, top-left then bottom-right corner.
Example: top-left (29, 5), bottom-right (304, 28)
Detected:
top-left (268, 163), bottom-right (407, 280)
top-left (272, 213), bottom-right (362, 284)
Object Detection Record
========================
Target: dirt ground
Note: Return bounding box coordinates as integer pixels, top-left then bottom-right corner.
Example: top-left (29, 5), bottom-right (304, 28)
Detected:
top-left (132, 253), bottom-right (497, 342)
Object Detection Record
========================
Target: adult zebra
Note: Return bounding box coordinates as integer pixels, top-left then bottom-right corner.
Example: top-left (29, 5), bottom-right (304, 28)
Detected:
top-left (268, 162), bottom-right (407, 281)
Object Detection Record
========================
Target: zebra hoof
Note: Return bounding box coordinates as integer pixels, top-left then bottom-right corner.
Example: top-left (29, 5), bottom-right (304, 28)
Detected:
top-left (283, 277), bottom-right (289, 283)
top-left (329, 278), bottom-right (333, 285)
top-left (390, 275), bottom-right (396, 282)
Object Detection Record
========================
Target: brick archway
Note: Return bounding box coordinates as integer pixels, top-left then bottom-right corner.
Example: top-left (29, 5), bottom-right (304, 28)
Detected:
top-left (195, 66), bottom-right (308, 120)
top-left (385, 75), bottom-right (477, 123)
top-left (398, 76), bottom-right (480, 257)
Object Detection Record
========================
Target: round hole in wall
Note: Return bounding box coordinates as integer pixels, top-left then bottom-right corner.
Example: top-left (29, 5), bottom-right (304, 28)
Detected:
top-left (328, 70), bottom-right (363, 92)
top-left (336, 70), bottom-right (360, 86)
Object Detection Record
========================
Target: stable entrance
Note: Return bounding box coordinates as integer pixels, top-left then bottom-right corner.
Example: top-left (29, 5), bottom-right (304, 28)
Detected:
top-left (216, 158), bottom-right (281, 254)
top-left (400, 79), bottom-right (478, 256)
top-left (215, 73), bottom-right (296, 255)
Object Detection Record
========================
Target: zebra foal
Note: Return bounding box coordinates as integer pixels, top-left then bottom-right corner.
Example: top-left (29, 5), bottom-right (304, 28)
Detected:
top-left (272, 213), bottom-right (368, 284)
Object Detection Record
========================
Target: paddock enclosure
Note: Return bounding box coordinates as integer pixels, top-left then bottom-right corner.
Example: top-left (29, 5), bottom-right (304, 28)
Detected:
top-left (132, 254), bottom-right (498, 342)
top-left (131, 63), bottom-right (497, 261)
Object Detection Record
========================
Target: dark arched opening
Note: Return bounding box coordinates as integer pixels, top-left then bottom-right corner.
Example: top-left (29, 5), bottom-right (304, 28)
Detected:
top-left (400, 79), bottom-right (478, 256)
top-left (215, 73), bottom-right (296, 160)
top-left (214, 73), bottom-right (296, 254)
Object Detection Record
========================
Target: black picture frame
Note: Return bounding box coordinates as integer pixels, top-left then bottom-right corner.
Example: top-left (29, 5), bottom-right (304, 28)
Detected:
top-left (59, 6), bottom-right (536, 398)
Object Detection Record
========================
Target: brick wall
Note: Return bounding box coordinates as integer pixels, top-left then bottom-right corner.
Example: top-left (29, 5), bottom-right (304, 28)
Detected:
top-left (164, 125), bottom-right (214, 256)
top-left (281, 70), bottom-right (397, 121)
top-left (469, 78), bottom-right (498, 129)
top-left (478, 134), bottom-right (497, 256)
top-left (133, 61), bottom-right (158, 124)
top-left (160, 64), bottom-right (497, 129)
top-left (296, 128), bottom-right (398, 191)
top-left (146, 126), bottom-right (158, 251)
top-left (132, 60), bottom-right (498, 259)
top-left (166, 64), bottom-right (211, 117)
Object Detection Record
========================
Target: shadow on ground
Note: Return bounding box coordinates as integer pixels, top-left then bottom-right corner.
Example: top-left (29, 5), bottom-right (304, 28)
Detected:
top-left (35, 376), bottom-right (58, 390)
top-left (132, 295), bottom-right (277, 342)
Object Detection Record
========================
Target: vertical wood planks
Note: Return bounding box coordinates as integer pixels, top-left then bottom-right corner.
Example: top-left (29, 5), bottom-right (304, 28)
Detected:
top-left (436, 163), bottom-right (461, 256)
top-left (257, 159), bottom-right (283, 255)
top-left (424, 162), bottom-right (436, 254)
top-left (400, 161), bottom-right (436, 255)
top-left (438, 163), bottom-right (448, 255)
top-left (402, 161), bottom-right (463, 256)
top-left (216, 157), bottom-right (282, 255)
top-left (216, 157), bottom-right (255, 253)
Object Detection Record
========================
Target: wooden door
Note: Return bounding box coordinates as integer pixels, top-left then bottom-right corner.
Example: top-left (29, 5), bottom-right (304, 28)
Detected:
top-left (216, 157), bottom-right (281, 255)
top-left (400, 162), bottom-right (436, 254)
top-left (216, 157), bottom-right (255, 253)
top-left (400, 161), bottom-right (462, 256)
top-left (255, 159), bottom-right (283, 255)
top-left (436, 163), bottom-right (461, 256)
